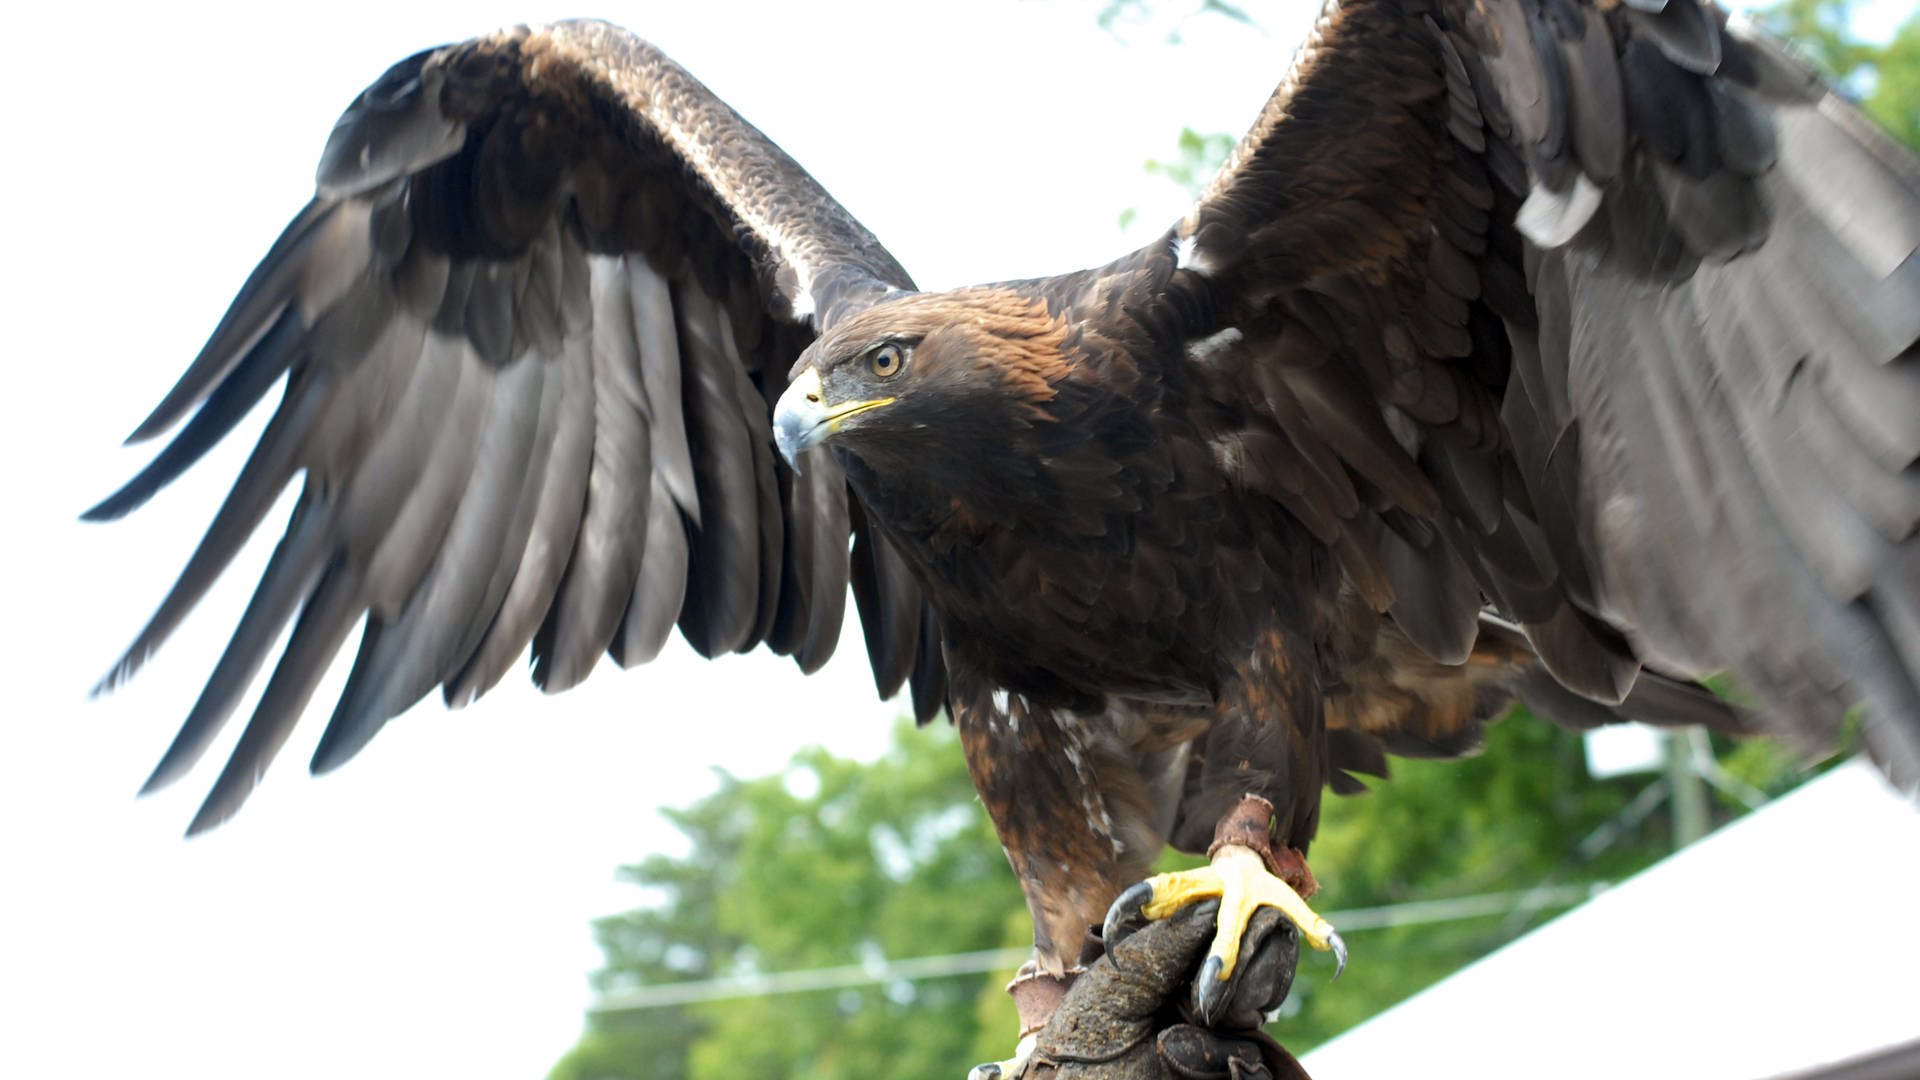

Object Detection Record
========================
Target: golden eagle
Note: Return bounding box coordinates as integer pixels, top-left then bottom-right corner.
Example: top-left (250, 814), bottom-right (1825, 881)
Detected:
top-left (90, 0), bottom-right (1919, 1069)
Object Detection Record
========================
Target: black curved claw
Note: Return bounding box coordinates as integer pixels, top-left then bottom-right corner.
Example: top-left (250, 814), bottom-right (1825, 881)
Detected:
top-left (1194, 952), bottom-right (1232, 1027)
top-left (966, 1063), bottom-right (1004, 1080)
top-left (1328, 930), bottom-right (1348, 980)
top-left (1189, 907), bottom-right (1301, 1031)
top-left (1101, 879), bottom-right (1156, 959)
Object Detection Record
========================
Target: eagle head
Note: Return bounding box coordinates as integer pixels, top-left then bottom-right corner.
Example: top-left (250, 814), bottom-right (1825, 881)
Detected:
top-left (773, 289), bottom-right (1069, 474)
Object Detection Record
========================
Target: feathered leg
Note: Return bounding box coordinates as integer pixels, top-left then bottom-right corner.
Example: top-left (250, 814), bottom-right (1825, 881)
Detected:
top-left (1105, 622), bottom-right (1342, 1025)
top-left (950, 671), bottom-right (1167, 1077)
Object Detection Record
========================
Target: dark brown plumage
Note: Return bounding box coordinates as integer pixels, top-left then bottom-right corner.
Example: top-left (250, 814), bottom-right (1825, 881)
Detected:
top-left (93, 0), bottom-right (1919, 1053)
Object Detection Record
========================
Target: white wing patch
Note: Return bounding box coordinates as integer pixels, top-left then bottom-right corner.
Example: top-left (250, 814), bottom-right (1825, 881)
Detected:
top-left (1174, 233), bottom-right (1218, 276)
top-left (1516, 173), bottom-right (1604, 249)
top-left (1185, 326), bottom-right (1243, 365)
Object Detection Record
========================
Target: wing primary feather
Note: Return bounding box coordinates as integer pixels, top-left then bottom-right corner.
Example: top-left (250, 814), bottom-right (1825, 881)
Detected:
top-left (185, 559), bottom-right (367, 835)
top-left (123, 203), bottom-right (332, 445)
top-left (140, 497), bottom-right (333, 795)
top-left (84, 307), bottom-right (304, 522)
top-left (95, 386), bottom-right (326, 695)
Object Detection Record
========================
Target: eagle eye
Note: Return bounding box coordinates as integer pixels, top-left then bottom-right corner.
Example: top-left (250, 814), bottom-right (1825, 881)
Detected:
top-left (867, 342), bottom-right (906, 379)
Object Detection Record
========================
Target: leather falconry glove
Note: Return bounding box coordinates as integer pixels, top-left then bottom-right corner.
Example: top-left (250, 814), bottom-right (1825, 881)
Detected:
top-left (1026, 899), bottom-right (1312, 1080)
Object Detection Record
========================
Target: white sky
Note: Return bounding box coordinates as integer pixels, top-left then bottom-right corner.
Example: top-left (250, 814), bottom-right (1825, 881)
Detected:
top-left (4, 2), bottom-right (1910, 1077)
top-left (0, 2), bottom-right (1296, 1076)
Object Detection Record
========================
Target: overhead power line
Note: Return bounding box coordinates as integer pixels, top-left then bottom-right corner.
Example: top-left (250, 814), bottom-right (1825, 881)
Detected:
top-left (589, 882), bottom-right (1607, 1012)
top-left (593, 947), bottom-right (1034, 1011)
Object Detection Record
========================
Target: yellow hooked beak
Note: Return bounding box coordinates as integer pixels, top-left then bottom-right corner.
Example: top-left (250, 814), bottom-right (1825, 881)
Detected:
top-left (772, 367), bottom-right (895, 472)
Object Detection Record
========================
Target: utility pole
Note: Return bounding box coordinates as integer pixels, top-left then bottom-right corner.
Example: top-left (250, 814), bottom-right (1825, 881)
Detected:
top-left (1665, 731), bottom-right (1710, 848)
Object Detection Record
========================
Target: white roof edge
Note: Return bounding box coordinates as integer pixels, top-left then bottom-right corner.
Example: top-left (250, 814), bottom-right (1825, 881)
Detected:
top-left (1301, 760), bottom-right (1920, 1080)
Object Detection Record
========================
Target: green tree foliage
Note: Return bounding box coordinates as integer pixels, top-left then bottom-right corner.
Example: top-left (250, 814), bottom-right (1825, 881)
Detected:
top-left (1118, 128), bottom-right (1240, 230)
top-left (1879, 23), bottom-right (1920, 150)
top-left (552, 721), bottom-right (1024, 1080)
top-left (550, 786), bottom-right (743, 1080)
top-left (1756, 0), bottom-right (1920, 150)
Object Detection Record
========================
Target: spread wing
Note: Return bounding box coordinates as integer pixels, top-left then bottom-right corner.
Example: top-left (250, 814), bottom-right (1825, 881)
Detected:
top-left (87, 20), bottom-right (945, 833)
top-left (1175, 0), bottom-right (1919, 783)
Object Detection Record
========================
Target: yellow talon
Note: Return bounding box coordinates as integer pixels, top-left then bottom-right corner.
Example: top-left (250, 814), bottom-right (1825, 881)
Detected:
top-left (1132, 844), bottom-right (1344, 982)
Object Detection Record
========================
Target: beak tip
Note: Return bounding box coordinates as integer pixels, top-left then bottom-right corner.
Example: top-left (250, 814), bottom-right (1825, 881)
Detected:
top-left (777, 440), bottom-right (805, 475)
top-left (774, 366), bottom-right (827, 472)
